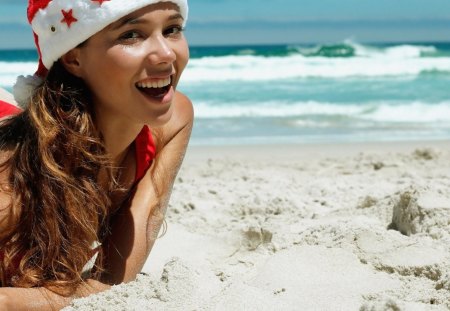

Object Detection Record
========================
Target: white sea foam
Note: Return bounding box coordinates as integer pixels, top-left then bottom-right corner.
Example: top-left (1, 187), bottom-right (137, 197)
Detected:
top-left (183, 51), bottom-right (450, 82)
top-left (352, 43), bottom-right (437, 58)
top-left (0, 61), bottom-right (37, 88)
top-left (194, 101), bottom-right (365, 118)
top-left (383, 45), bottom-right (437, 58)
top-left (194, 100), bottom-right (450, 124)
top-left (1, 43), bottom-right (450, 87)
top-left (361, 101), bottom-right (450, 123)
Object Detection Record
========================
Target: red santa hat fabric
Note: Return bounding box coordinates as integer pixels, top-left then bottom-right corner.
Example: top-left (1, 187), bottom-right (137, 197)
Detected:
top-left (14, 0), bottom-right (188, 107)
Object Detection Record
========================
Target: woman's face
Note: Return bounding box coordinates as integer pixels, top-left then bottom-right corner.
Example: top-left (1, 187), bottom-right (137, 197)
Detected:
top-left (72, 2), bottom-right (189, 128)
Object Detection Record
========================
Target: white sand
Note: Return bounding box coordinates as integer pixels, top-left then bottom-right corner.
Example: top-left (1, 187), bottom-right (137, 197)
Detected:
top-left (64, 141), bottom-right (450, 311)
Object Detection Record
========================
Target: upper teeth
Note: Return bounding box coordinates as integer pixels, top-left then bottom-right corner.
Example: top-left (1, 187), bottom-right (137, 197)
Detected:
top-left (137, 77), bottom-right (171, 88)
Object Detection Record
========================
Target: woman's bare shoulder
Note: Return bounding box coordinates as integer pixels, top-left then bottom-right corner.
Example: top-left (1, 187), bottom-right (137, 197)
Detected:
top-left (173, 91), bottom-right (194, 127)
top-left (0, 150), bottom-right (13, 186)
top-left (159, 91), bottom-right (193, 146)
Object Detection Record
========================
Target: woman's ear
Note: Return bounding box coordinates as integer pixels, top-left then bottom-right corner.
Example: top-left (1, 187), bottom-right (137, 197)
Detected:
top-left (60, 48), bottom-right (83, 77)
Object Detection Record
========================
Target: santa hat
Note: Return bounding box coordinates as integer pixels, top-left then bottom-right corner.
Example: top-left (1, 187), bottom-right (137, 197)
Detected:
top-left (14, 0), bottom-right (188, 108)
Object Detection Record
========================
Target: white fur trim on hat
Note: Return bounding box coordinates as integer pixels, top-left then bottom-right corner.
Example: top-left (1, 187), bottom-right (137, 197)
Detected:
top-left (13, 74), bottom-right (44, 108)
top-left (32, 0), bottom-right (188, 70)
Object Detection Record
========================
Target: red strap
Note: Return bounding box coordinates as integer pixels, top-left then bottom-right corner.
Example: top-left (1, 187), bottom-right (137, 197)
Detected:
top-left (0, 100), bottom-right (21, 118)
top-left (134, 125), bottom-right (156, 183)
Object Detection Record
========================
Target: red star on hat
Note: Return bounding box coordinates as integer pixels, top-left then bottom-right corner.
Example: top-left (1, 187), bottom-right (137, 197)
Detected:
top-left (61, 9), bottom-right (78, 28)
top-left (91, 0), bottom-right (111, 5)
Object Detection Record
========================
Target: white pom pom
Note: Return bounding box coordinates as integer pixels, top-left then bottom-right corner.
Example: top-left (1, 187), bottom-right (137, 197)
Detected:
top-left (13, 74), bottom-right (44, 108)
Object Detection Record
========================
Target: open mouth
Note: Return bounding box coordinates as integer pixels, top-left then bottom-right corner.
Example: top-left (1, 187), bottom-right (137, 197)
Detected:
top-left (136, 76), bottom-right (173, 99)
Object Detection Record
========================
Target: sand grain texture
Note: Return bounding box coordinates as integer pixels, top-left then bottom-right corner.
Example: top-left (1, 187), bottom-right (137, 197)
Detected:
top-left (64, 142), bottom-right (450, 311)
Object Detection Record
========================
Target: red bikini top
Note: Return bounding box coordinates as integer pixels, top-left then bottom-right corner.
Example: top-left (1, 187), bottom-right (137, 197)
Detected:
top-left (0, 100), bottom-right (155, 280)
top-left (0, 100), bottom-right (156, 182)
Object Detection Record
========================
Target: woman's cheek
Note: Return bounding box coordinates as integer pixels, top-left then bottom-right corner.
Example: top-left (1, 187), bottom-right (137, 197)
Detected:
top-left (108, 44), bottom-right (150, 69)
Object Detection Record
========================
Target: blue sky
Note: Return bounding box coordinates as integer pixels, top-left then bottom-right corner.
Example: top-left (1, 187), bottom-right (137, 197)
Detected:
top-left (1, 0), bottom-right (450, 48)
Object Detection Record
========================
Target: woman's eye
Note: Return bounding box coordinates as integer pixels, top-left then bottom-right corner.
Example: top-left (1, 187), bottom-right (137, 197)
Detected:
top-left (164, 25), bottom-right (184, 37)
top-left (119, 31), bottom-right (142, 43)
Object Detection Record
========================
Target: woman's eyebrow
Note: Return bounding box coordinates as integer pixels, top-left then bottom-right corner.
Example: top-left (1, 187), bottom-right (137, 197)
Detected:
top-left (168, 13), bottom-right (184, 21)
top-left (111, 13), bottom-right (184, 30)
top-left (111, 17), bottom-right (143, 30)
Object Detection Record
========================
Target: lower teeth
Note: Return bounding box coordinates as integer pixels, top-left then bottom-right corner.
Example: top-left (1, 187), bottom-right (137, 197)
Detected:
top-left (139, 86), bottom-right (169, 97)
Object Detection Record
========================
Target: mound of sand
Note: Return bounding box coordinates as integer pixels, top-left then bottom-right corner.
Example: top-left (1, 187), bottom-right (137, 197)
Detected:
top-left (64, 142), bottom-right (450, 310)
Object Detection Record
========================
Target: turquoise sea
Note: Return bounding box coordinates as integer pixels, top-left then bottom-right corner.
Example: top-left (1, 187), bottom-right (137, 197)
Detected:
top-left (1, 41), bottom-right (450, 145)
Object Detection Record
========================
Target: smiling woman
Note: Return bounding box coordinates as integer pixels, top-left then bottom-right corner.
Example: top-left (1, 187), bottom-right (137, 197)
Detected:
top-left (0, 1), bottom-right (192, 310)
top-left (72, 3), bottom-right (189, 130)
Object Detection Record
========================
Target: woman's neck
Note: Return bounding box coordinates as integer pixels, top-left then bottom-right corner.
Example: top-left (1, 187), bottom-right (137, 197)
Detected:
top-left (95, 120), bottom-right (141, 192)
top-left (94, 108), bottom-right (143, 167)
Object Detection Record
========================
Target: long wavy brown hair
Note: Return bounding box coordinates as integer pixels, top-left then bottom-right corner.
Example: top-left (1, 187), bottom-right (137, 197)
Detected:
top-left (0, 61), bottom-right (120, 295)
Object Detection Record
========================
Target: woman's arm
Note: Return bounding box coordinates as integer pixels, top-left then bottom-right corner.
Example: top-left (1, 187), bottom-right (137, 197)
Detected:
top-left (0, 279), bottom-right (109, 311)
top-left (102, 91), bottom-right (194, 284)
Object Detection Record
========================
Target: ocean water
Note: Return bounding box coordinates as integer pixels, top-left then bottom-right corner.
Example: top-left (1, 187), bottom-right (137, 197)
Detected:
top-left (1, 41), bottom-right (450, 145)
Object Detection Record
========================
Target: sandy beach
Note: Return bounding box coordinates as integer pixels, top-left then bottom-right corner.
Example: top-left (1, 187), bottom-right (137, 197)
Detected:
top-left (64, 140), bottom-right (450, 311)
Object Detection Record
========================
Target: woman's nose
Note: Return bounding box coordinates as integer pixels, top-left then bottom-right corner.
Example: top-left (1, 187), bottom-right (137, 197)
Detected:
top-left (146, 35), bottom-right (176, 64)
